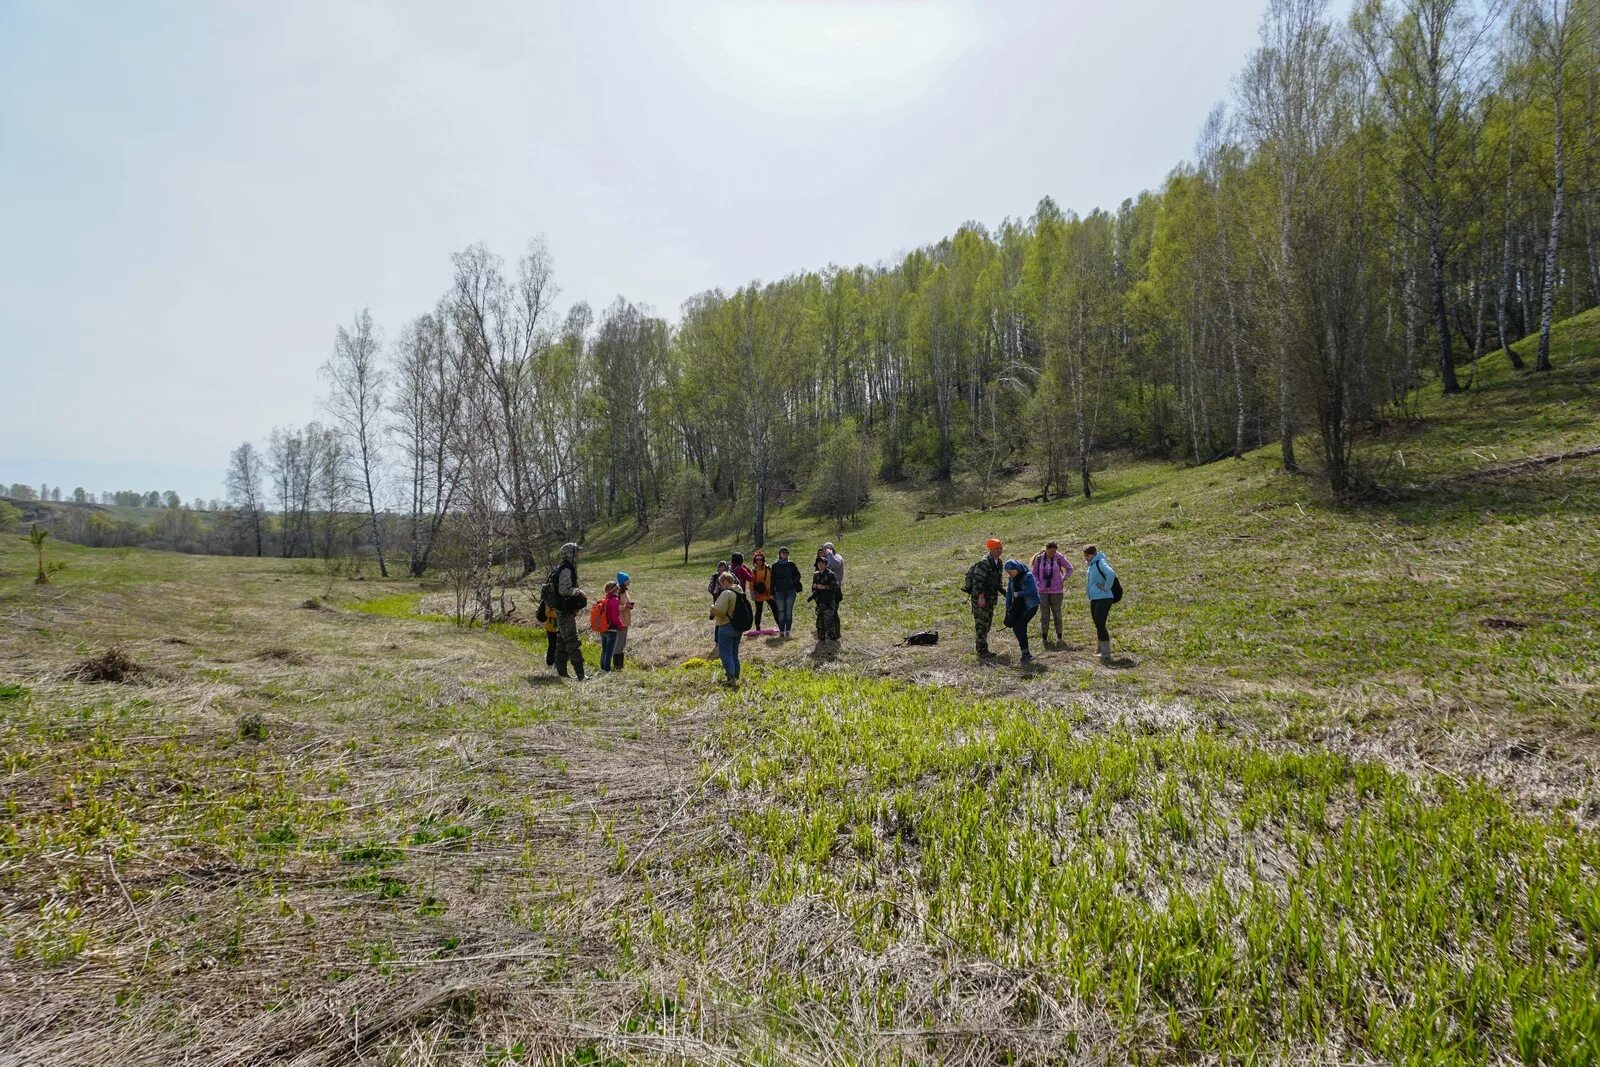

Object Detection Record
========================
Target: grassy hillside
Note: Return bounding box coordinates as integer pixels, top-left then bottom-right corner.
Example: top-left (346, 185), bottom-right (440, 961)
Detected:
top-left (0, 311), bottom-right (1596, 1063)
top-left (602, 306), bottom-right (1599, 780)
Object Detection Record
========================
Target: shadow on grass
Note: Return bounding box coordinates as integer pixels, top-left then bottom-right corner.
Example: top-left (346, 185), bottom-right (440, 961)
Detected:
top-left (1342, 462), bottom-right (1600, 527)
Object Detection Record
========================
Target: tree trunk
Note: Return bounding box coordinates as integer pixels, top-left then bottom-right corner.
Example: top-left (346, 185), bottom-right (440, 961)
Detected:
top-left (362, 458), bottom-right (387, 578)
top-left (1277, 221), bottom-right (1298, 472)
top-left (1497, 125), bottom-right (1527, 369)
top-left (1429, 210), bottom-right (1460, 393)
top-left (1538, 10), bottom-right (1567, 374)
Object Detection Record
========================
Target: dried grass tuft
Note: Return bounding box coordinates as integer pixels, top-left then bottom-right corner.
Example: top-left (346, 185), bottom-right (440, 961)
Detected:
top-left (68, 646), bottom-right (144, 683)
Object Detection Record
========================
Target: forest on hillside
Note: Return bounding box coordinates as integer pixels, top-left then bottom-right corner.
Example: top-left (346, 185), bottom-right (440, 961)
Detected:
top-left (199, 0), bottom-right (1599, 589)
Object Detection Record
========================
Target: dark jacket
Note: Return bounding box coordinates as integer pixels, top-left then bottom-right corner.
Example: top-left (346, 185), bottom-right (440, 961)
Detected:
top-left (808, 568), bottom-right (840, 604)
top-left (770, 559), bottom-right (803, 594)
top-left (962, 555), bottom-right (1004, 601)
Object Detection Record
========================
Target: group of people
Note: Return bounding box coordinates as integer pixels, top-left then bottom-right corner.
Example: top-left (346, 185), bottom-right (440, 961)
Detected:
top-left (707, 543), bottom-right (844, 685)
top-left (534, 542), bottom-right (635, 679)
top-left (962, 538), bottom-right (1119, 665)
top-left (533, 535), bottom-right (1118, 687)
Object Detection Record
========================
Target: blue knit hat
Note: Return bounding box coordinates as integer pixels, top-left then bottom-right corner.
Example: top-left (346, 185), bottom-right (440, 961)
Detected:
top-left (616, 571), bottom-right (630, 585)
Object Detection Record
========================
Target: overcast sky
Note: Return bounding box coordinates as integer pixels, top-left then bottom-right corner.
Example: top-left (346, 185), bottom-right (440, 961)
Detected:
top-left (0, 0), bottom-right (1270, 502)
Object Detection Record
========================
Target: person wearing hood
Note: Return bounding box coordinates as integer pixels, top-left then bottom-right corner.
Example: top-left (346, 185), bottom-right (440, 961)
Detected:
top-left (961, 538), bottom-right (1006, 660)
top-left (1003, 559), bottom-right (1041, 664)
top-left (1083, 544), bottom-right (1118, 664)
top-left (769, 547), bottom-right (803, 638)
top-left (548, 542), bottom-right (586, 680)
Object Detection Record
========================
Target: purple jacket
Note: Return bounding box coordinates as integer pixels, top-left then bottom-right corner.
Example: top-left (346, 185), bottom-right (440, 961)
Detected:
top-left (1031, 551), bottom-right (1073, 595)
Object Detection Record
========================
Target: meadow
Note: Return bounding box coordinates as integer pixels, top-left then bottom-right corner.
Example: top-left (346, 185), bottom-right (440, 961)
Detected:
top-left (1, 312), bottom-right (1597, 1064)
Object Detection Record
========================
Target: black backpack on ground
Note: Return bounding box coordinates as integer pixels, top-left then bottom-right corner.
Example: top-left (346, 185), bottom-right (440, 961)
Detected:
top-left (904, 631), bottom-right (939, 646)
top-left (730, 591), bottom-right (754, 631)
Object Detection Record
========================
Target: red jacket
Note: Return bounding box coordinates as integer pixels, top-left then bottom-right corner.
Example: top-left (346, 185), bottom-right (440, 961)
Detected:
top-left (604, 591), bottom-right (624, 630)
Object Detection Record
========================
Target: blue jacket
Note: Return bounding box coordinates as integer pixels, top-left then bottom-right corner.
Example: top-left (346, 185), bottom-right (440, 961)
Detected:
top-left (1085, 552), bottom-right (1116, 601)
top-left (1003, 562), bottom-right (1040, 613)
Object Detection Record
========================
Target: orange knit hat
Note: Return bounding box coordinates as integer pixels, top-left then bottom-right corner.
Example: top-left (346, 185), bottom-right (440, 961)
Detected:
top-left (985, 537), bottom-right (1003, 551)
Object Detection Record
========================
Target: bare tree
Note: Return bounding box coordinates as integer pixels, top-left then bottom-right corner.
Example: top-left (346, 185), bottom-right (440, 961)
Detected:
top-left (225, 441), bottom-right (265, 556)
top-left (1526, 0), bottom-right (1577, 372)
top-left (450, 240), bottom-right (559, 575)
top-left (391, 307), bottom-right (464, 576)
top-left (323, 309), bottom-right (389, 576)
top-left (666, 465), bottom-right (707, 563)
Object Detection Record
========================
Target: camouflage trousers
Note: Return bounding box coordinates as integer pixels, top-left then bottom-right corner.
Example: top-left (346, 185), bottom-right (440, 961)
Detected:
top-left (971, 598), bottom-right (995, 652)
top-left (556, 612), bottom-right (583, 675)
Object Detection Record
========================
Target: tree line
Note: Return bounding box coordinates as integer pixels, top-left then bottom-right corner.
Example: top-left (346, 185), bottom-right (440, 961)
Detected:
top-left (214, 0), bottom-right (1593, 590)
top-left (3, 484), bottom-right (218, 511)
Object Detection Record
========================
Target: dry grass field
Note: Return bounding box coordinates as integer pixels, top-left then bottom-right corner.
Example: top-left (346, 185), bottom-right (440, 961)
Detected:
top-left (2, 315), bottom-right (1598, 1063)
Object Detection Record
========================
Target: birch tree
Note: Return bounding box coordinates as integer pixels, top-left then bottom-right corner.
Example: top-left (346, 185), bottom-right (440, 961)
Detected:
top-left (323, 309), bottom-right (389, 576)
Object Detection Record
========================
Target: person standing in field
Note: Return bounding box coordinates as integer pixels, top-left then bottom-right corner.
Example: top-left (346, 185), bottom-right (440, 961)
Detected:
top-left (1084, 543), bottom-right (1118, 665)
top-left (539, 600), bottom-right (559, 672)
top-left (709, 572), bottom-right (746, 686)
top-left (962, 538), bottom-right (1005, 661)
top-left (611, 572), bottom-right (633, 670)
top-left (748, 550), bottom-right (773, 630)
top-left (1031, 541), bottom-right (1072, 647)
top-left (821, 542), bottom-right (844, 590)
top-left (597, 580), bottom-right (620, 672)
top-left (1003, 560), bottom-right (1041, 664)
top-left (770, 546), bottom-right (802, 639)
top-left (730, 552), bottom-right (753, 591)
top-left (808, 551), bottom-right (841, 643)
top-left (708, 560), bottom-right (729, 600)
top-left (548, 542), bottom-right (586, 680)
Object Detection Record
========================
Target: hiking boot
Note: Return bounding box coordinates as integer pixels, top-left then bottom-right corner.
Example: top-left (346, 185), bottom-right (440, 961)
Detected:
top-left (1097, 640), bottom-right (1112, 665)
top-left (1020, 652), bottom-right (1034, 665)
top-left (614, 654), bottom-right (624, 670)
top-left (978, 647), bottom-right (998, 661)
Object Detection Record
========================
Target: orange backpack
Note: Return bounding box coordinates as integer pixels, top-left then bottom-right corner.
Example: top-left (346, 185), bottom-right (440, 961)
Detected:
top-left (588, 599), bottom-right (609, 633)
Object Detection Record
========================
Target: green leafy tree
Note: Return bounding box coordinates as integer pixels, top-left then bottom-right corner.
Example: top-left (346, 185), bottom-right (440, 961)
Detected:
top-left (807, 420), bottom-right (873, 530)
top-left (665, 465), bottom-right (708, 563)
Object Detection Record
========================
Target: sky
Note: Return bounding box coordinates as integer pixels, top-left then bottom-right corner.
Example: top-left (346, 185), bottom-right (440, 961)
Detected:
top-left (0, 0), bottom-right (1270, 503)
